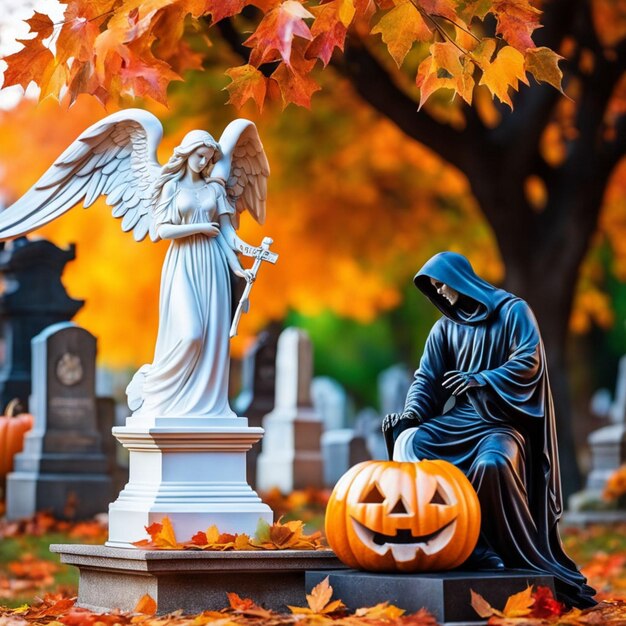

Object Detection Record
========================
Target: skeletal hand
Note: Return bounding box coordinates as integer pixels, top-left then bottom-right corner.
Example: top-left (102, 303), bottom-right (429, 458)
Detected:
top-left (442, 370), bottom-right (484, 396)
top-left (382, 411), bottom-right (421, 433)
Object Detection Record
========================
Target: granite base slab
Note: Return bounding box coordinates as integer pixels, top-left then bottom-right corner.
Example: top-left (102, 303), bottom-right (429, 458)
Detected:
top-left (50, 544), bottom-right (345, 614)
top-left (306, 569), bottom-right (555, 626)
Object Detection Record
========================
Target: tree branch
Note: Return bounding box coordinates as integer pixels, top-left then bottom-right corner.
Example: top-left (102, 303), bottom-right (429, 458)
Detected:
top-left (335, 38), bottom-right (483, 178)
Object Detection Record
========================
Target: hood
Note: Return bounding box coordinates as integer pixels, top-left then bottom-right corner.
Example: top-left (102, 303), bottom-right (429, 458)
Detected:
top-left (414, 252), bottom-right (511, 324)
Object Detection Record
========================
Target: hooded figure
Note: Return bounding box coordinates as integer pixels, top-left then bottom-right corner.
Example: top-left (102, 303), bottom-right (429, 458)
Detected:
top-left (383, 252), bottom-right (595, 608)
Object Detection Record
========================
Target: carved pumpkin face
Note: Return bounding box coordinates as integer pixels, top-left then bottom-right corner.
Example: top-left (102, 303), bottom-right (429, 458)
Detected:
top-left (325, 460), bottom-right (480, 572)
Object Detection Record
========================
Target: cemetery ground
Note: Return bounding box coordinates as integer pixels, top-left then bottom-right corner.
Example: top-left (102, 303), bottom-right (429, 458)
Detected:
top-left (1, 491), bottom-right (626, 625)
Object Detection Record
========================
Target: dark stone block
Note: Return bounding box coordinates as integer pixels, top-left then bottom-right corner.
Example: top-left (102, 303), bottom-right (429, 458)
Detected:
top-left (306, 569), bottom-right (555, 626)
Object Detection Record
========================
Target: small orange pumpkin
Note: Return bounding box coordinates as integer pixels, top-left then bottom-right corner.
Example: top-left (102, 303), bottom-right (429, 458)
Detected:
top-left (0, 399), bottom-right (34, 479)
top-left (325, 459), bottom-right (481, 572)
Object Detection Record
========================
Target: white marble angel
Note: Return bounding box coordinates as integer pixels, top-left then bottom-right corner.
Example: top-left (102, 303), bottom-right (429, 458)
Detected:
top-left (0, 109), bottom-right (273, 418)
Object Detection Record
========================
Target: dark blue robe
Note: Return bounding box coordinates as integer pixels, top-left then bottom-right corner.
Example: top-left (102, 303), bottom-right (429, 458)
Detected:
top-left (397, 252), bottom-right (595, 608)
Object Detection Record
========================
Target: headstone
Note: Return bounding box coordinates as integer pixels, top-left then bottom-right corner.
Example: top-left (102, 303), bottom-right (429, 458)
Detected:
top-left (355, 407), bottom-right (387, 460)
top-left (610, 356), bottom-right (626, 424)
top-left (321, 428), bottom-right (370, 487)
top-left (257, 328), bottom-right (324, 493)
top-left (311, 376), bottom-right (351, 431)
top-left (590, 388), bottom-right (612, 421)
top-left (6, 322), bottom-right (112, 520)
top-left (378, 364), bottom-right (412, 416)
top-left (0, 237), bottom-right (83, 410)
top-left (233, 323), bottom-right (280, 487)
top-left (568, 355), bottom-right (626, 520)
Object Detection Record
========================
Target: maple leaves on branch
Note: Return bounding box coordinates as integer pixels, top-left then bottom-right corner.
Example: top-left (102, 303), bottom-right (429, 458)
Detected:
top-left (1, 0), bottom-right (565, 110)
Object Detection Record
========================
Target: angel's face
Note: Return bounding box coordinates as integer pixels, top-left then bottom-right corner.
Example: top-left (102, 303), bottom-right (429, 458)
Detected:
top-left (188, 146), bottom-right (215, 175)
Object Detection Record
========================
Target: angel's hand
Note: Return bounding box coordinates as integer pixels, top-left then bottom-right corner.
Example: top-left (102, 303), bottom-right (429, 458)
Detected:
top-left (202, 222), bottom-right (220, 238)
top-left (234, 268), bottom-right (255, 283)
top-left (442, 370), bottom-right (484, 396)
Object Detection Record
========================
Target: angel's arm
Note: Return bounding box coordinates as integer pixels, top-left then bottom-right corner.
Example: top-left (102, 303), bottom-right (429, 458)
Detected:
top-left (215, 230), bottom-right (249, 278)
top-left (218, 213), bottom-right (258, 253)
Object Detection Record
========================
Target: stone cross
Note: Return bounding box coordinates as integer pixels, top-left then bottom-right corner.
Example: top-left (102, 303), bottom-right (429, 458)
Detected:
top-left (257, 328), bottom-right (324, 493)
top-left (6, 322), bottom-right (112, 520)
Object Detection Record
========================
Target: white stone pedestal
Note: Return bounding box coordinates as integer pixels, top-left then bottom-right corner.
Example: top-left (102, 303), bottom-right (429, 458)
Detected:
top-left (108, 415), bottom-right (273, 547)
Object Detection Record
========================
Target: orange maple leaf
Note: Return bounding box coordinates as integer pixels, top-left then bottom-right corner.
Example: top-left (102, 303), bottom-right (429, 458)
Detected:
top-left (272, 56), bottom-right (321, 109)
top-left (133, 594), bottom-right (157, 615)
top-left (371, 1), bottom-right (432, 68)
top-left (26, 11), bottom-right (55, 40)
top-left (493, 0), bottom-right (542, 52)
top-left (205, 0), bottom-right (249, 23)
top-left (244, 0), bottom-right (314, 66)
top-left (502, 584), bottom-right (534, 617)
top-left (354, 602), bottom-right (406, 619)
top-left (2, 40), bottom-right (55, 92)
top-left (224, 65), bottom-right (268, 111)
top-left (307, 2), bottom-right (349, 66)
top-left (227, 592), bottom-right (274, 618)
top-left (134, 516), bottom-right (180, 549)
top-left (289, 576), bottom-right (346, 615)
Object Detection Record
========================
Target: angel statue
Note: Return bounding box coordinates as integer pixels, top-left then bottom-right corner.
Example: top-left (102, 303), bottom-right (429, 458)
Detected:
top-left (0, 109), bottom-right (275, 419)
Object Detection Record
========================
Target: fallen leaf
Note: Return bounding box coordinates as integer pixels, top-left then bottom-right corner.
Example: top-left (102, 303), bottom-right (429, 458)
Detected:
top-left (502, 584), bottom-right (534, 617)
top-left (133, 594), bottom-right (157, 615)
top-left (470, 589), bottom-right (502, 618)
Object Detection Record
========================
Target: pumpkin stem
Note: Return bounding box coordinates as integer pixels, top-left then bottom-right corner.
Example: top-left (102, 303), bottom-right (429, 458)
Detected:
top-left (5, 398), bottom-right (25, 417)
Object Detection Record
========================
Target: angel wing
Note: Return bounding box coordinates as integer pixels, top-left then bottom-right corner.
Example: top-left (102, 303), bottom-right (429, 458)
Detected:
top-left (0, 108), bottom-right (163, 242)
top-left (212, 119), bottom-right (269, 227)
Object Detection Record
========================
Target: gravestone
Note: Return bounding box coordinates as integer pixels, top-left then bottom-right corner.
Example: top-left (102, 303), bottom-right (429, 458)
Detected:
top-left (378, 364), bottom-right (412, 416)
top-left (257, 328), bottom-right (324, 493)
top-left (233, 323), bottom-right (280, 487)
top-left (568, 355), bottom-right (626, 521)
top-left (311, 376), bottom-right (351, 431)
top-left (0, 237), bottom-right (83, 409)
top-left (6, 322), bottom-right (112, 520)
top-left (355, 407), bottom-right (387, 460)
top-left (321, 428), bottom-right (370, 487)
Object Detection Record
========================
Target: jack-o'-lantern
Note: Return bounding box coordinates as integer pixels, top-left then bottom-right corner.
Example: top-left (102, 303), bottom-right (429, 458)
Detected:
top-left (325, 460), bottom-right (480, 572)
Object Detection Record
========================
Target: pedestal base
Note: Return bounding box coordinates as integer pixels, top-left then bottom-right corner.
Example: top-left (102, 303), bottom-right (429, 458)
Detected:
top-left (108, 416), bottom-right (272, 546)
top-left (306, 569), bottom-right (555, 626)
top-left (50, 544), bottom-right (346, 613)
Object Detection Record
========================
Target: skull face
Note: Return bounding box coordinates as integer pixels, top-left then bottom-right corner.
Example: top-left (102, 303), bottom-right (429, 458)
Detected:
top-left (325, 460), bottom-right (481, 572)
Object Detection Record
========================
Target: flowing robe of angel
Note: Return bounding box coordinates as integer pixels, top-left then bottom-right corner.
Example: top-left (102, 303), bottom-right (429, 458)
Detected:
top-left (127, 179), bottom-right (237, 418)
top-left (392, 252), bottom-right (596, 608)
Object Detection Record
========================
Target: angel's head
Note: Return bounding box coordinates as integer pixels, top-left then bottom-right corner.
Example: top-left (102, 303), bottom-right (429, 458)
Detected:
top-left (173, 130), bottom-right (222, 178)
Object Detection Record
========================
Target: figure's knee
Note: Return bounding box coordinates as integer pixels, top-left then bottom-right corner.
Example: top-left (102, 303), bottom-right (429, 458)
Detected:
top-left (471, 451), bottom-right (510, 477)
